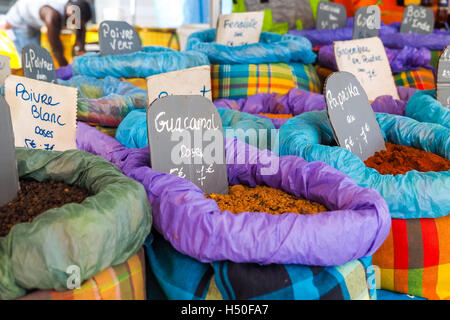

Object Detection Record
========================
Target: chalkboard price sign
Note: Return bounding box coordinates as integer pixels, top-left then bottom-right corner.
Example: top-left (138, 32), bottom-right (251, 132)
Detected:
top-left (353, 6), bottom-right (381, 39)
top-left (147, 95), bottom-right (229, 195)
top-left (316, 1), bottom-right (347, 30)
top-left (325, 72), bottom-right (386, 161)
top-left (99, 21), bottom-right (142, 56)
top-left (400, 5), bottom-right (434, 35)
top-left (22, 44), bottom-right (56, 83)
top-left (436, 45), bottom-right (450, 108)
top-left (0, 95), bottom-right (19, 206)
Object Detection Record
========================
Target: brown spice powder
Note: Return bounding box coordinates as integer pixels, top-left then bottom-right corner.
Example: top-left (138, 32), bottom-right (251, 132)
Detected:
top-left (206, 185), bottom-right (328, 215)
top-left (364, 143), bottom-right (450, 176)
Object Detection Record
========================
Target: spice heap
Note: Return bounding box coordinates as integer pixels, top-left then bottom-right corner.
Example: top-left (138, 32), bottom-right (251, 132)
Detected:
top-left (0, 179), bottom-right (90, 237)
top-left (206, 185), bottom-right (328, 215)
top-left (365, 143), bottom-right (450, 175)
top-left (259, 113), bottom-right (294, 119)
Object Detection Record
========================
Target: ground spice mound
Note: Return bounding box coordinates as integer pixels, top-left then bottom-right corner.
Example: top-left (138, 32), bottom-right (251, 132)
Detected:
top-left (259, 113), bottom-right (293, 119)
top-left (364, 142), bottom-right (450, 175)
top-left (206, 185), bottom-right (328, 215)
top-left (0, 179), bottom-right (90, 237)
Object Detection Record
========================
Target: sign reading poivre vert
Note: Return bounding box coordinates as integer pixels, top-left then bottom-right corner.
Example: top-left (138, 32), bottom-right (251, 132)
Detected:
top-left (147, 95), bottom-right (229, 194)
top-left (0, 95), bottom-right (19, 206)
top-left (22, 44), bottom-right (56, 83)
top-left (400, 5), bottom-right (434, 35)
top-left (353, 6), bottom-right (381, 39)
top-left (99, 20), bottom-right (142, 56)
top-left (215, 12), bottom-right (264, 47)
top-left (437, 45), bottom-right (450, 109)
top-left (324, 72), bottom-right (386, 161)
top-left (316, 1), bottom-right (347, 30)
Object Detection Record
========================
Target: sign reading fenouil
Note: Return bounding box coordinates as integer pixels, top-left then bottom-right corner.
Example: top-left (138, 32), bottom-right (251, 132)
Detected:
top-left (0, 95), bottom-right (19, 206)
top-left (147, 95), bottom-right (229, 195)
top-left (436, 45), bottom-right (450, 109)
top-left (99, 21), bottom-right (142, 56)
top-left (334, 37), bottom-right (399, 101)
top-left (400, 4), bottom-right (434, 35)
top-left (325, 72), bottom-right (386, 161)
top-left (147, 65), bottom-right (212, 104)
top-left (22, 44), bottom-right (56, 83)
top-left (215, 12), bottom-right (264, 47)
top-left (353, 6), bottom-right (381, 39)
top-left (5, 75), bottom-right (78, 152)
top-left (316, 1), bottom-right (347, 30)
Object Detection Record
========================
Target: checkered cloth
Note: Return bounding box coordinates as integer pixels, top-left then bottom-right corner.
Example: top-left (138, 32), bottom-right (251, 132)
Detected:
top-left (147, 232), bottom-right (376, 300)
top-left (315, 66), bottom-right (435, 91)
top-left (212, 62), bottom-right (321, 100)
top-left (18, 248), bottom-right (146, 300)
top-left (373, 216), bottom-right (450, 300)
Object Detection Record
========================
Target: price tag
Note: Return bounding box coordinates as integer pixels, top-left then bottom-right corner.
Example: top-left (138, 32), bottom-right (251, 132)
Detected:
top-left (22, 44), bottom-right (56, 83)
top-left (215, 12), bottom-right (264, 47)
top-left (353, 6), bottom-right (381, 39)
top-left (99, 20), bottom-right (142, 56)
top-left (325, 71), bottom-right (386, 161)
top-left (316, 1), bottom-right (347, 30)
top-left (0, 55), bottom-right (11, 86)
top-left (147, 66), bottom-right (212, 104)
top-left (334, 37), bottom-right (399, 101)
top-left (0, 95), bottom-right (19, 206)
top-left (5, 75), bottom-right (77, 152)
top-left (400, 4), bottom-right (434, 35)
top-left (436, 45), bottom-right (450, 108)
top-left (147, 95), bottom-right (229, 195)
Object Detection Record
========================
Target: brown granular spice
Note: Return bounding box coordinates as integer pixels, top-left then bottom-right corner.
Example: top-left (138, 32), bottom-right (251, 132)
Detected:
top-left (364, 142), bottom-right (450, 176)
top-left (0, 179), bottom-right (90, 237)
top-left (206, 185), bottom-right (328, 215)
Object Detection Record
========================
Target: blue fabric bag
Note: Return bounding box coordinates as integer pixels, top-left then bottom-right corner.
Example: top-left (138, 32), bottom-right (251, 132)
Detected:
top-left (406, 90), bottom-right (450, 129)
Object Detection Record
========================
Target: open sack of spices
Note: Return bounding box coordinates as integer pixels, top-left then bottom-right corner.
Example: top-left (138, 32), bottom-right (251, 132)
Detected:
top-left (406, 89), bottom-right (450, 129)
top-left (278, 111), bottom-right (450, 299)
top-left (186, 29), bottom-right (321, 100)
top-left (215, 86), bottom-right (417, 128)
top-left (0, 148), bottom-right (151, 300)
top-left (58, 76), bottom-right (147, 131)
top-left (316, 45), bottom-right (436, 90)
top-left (72, 46), bottom-right (209, 79)
top-left (115, 108), bottom-right (276, 150)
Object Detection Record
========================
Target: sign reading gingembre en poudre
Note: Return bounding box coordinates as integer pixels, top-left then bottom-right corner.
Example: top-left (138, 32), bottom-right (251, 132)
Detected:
top-left (215, 12), bottom-right (264, 47)
top-left (5, 75), bottom-right (77, 152)
top-left (334, 37), bottom-right (398, 101)
top-left (325, 71), bottom-right (386, 161)
top-left (147, 95), bottom-right (229, 195)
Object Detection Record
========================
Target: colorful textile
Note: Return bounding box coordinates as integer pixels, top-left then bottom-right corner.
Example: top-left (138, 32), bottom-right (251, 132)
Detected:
top-left (373, 216), bottom-right (450, 300)
top-left (18, 248), bottom-right (146, 300)
top-left (147, 232), bottom-right (376, 300)
top-left (212, 62), bottom-right (321, 100)
top-left (315, 66), bottom-right (435, 91)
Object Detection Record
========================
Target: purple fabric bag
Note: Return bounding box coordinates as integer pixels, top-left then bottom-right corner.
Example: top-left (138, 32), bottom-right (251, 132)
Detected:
top-left (76, 122), bottom-right (391, 266)
top-left (56, 64), bottom-right (73, 80)
top-left (318, 45), bottom-right (432, 74)
top-left (214, 87), bottom-right (417, 128)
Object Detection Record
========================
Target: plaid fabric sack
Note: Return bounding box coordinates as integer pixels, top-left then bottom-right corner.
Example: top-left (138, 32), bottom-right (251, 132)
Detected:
top-left (146, 232), bottom-right (376, 300)
top-left (18, 248), bottom-right (146, 300)
top-left (212, 62), bottom-right (321, 100)
top-left (373, 216), bottom-right (450, 300)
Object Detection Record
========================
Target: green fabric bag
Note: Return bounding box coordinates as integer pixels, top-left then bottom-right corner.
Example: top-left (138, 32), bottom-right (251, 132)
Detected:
top-left (0, 149), bottom-right (152, 300)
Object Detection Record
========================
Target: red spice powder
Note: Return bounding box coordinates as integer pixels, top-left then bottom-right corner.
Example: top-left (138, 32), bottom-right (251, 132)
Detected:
top-left (364, 143), bottom-right (450, 175)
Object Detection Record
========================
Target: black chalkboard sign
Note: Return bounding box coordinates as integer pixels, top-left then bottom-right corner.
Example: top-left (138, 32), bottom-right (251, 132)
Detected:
top-left (324, 72), bottom-right (386, 161)
top-left (400, 5), bottom-right (434, 35)
top-left (436, 45), bottom-right (450, 108)
top-left (22, 44), bottom-right (56, 83)
top-left (99, 21), bottom-right (142, 56)
top-left (353, 6), bottom-right (381, 39)
top-left (0, 96), bottom-right (19, 206)
top-left (147, 95), bottom-right (229, 195)
top-left (316, 1), bottom-right (347, 30)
